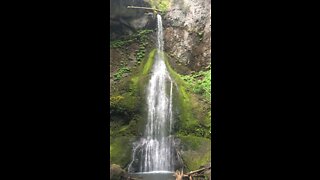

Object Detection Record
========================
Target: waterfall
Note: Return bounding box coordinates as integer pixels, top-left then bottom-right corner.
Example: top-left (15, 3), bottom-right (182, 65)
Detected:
top-left (128, 14), bottom-right (175, 173)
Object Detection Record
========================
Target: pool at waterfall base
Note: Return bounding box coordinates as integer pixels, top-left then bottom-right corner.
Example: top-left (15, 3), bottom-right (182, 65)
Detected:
top-left (129, 171), bottom-right (176, 180)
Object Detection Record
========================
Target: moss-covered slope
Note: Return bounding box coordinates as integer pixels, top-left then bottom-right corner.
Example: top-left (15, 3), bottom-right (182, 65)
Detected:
top-left (110, 34), bottom-right (211, 172)
top-left (110, 49), bottom-right (157, 169)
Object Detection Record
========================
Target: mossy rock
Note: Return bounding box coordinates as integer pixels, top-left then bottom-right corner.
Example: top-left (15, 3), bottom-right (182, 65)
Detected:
top-left (163, 52), bottom-right (211, 138)
top-left (110, 136), bottom-right (134, 168)
top-left (110, 164), bottom-right (127, 180)
top-left (177, 135), bottom-right (211, 171)
top-left (128, 48), bottom-right (157, 102)
top-left (110, 115), bottom-right (145, 138)
top-left (110, 45), bottom-right (212, 171)
top-left (110, 49), bottom-right (158, 168)
top-left (110, 48), bottom-right (157, 118)
top-left (110, 93), bottom-right (141, 118)
top-left (162, 52), bottom-right (211, 170)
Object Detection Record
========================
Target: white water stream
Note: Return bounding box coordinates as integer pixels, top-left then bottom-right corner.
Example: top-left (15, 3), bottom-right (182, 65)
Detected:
top-left (128, 14), bottom-right (175, 173)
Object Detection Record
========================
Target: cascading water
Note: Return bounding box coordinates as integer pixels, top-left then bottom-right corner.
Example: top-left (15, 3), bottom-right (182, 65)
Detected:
top-left (129, 14), bottom-right (175, 173)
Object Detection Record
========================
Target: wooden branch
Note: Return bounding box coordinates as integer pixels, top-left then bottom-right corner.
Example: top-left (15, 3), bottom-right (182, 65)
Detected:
top-left (127, 6), bottom-right (162, 12)
top-left (185, 166), bottom-right (211, 176)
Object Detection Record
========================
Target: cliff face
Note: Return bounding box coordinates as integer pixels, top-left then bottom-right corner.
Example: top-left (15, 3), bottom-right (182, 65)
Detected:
top-left (110, 0), bottom-right (155, 40)
top-left (109, 0), bottom-right (211, 176)
top-left (163, 0), bottom-right (211, 72)
top-left (110, 0), bottom-right (212, 73)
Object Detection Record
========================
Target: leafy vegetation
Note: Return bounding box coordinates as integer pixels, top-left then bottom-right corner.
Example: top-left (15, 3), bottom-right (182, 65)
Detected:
top-left (110, 29), bottom-right (153, 67)
top-left (136, 44), bottom-right (146, 63)
top-left (162, 53), bottom-right (211, 139)
top-left (110, 50), bottom-right (158, 168)
top-left (110, 95), bottom-right (125, 109)
top-left (113, 66), bottom-right (131, 81)
top-left (110, 39), bottom-right (134, 48)
top-left (150, 0), bottom-right (171, 12)
top-left (135, 30), bottom-right (152, 63)
top-left (180, 68), bottom-right (211, 101)
top-left (110, 29), bottom-right (153, 49)
top-left (178, 123), bottom-right (211, 139)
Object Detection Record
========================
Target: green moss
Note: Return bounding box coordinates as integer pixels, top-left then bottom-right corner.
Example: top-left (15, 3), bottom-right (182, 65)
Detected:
top-left (163, 54), bottom-right (198, 132)
top-left (178, 135), bottom-right (211, 171)
top-left (110, 50), bottom-right (159, 168)
top-left (110, 92), bottom-right (139, 115)
top-left (163, 52), bottom-right (211, 169)
top-left (130, 49), bottom-right (157, 91)
top-left (130, 76), bottom-right (139, 93)
top-left (110, 43), bottom-right (211, 169)
top-left (162, 53), bottom-right (211, 139)
top-left (111, 115), bottom-right (143, 138)
top-left (142, 49), bottom-right (156, 75)
top-left (110, 116), bottom-right (143, 168)
top-left (111, 49), bottom-right (158, 120)
top-left (110, 136), bottom-right (133, 168)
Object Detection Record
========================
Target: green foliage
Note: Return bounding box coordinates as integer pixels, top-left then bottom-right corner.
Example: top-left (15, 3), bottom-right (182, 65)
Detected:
top-left (177, 135), bottom-right (211, 171)
top-left (109, 45), bottom-right (158, 171)
top-left (162, 53), bottom-right (211, 139)
top-left (110, 95), bottom-right (124, 109)
top-left (180, 69), bottom-right (211, 100)
top-left (110, 92), bottom-right (139, 115)
top-left (136, 46), bottom-right (146, 63)
top-left (110, 29), bottom-right (152, 67)
top-left (136, 29), bottom-right (153, 39)
top-left (110, 29), bottom-right (153, 49)
top-left (158, 1), bottom-right (170, 11)
top-left (150, 0), bottom-right (171, 12)
top-left (178, 124), bottom-right (211, 139)
top-left (110, 39), bottom-right (134, 48)
top-left (135, 30), bottom-right (153, 63)
top-left (113, 66), bottom-right (131, 81)
top-left (163, 55), bottom-right (200, 133)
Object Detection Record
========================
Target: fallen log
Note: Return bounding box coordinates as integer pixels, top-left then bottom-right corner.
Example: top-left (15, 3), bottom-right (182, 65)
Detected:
top-left (173, 166), bottom-right (211, 180)
top-left (185, 166), bottom-right (210, 176)
top-left (127, 6), bottom-right (162, 12)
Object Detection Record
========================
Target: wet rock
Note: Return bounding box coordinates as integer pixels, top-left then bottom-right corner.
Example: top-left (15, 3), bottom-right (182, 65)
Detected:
top-left (110, 0), bottom-right (154, 39)
top-left (177, 135), bottom-right (211, 171)
top-left (110, 164), bottom-right (127, 180)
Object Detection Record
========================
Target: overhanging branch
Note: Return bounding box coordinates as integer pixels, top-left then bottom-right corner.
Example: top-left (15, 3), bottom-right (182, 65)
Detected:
top-left (127, 6), bottom-right (162, 12)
